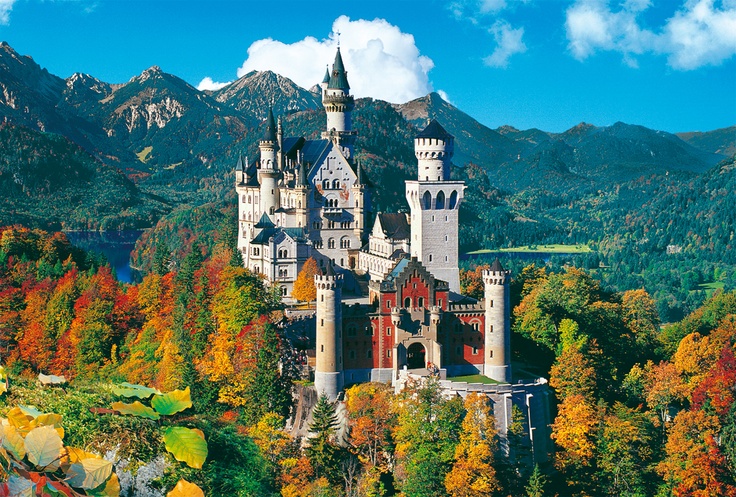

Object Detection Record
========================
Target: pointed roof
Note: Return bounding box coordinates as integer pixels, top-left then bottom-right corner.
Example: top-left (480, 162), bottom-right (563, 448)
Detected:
top-left (261, 108), bottom-right (277, 143)
top-left (322, 65), bottom-right (330, 84)
top-left (328, 47), bottom-right (350, 90)
top-left (255, 212), bottom-right (275, 229)
top-left (298, 160), bottom-right (308, 187)
top-left (490, 258), bottom-right (505, 272)
top-left (236, 154), bottom-right (245, 172)
top-left (416, 119), bottom-right (453, 140)
top-left (323, 262), bottom-right (337, 277)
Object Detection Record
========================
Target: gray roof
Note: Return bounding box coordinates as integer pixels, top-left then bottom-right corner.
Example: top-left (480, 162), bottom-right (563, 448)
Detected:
top-left (262, 108), bottom-right (277, 143)
top-left (379, 213), bottom-right (410, 240)
top-left (490, 258), bottom-right (505, 272)
top-left (417, 119), bottom-right (453, 141)
top-left (255, 212), bottom-right (275, 228)
top-left (251, 226), bottom-right (307, 245)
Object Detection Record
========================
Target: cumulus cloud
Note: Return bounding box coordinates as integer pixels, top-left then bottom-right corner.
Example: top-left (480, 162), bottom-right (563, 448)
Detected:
top-left (436, 89), bottom-right (453, 103)
top-left (447, 0), bottom-right (528, 67)
top-left (484, 20), bottom-right (527, 67)
top-left (0, 0), bottom-right (15, 25)
top-left (565, 0), bottom-right (736, 69)
top-left (197, 77), bottom-right (230, 91)
top-left (200, 16), bottom-right (435, 104)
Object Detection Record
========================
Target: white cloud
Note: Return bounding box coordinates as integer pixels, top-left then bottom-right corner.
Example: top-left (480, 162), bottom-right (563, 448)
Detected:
top-left (565, 0), bottom-right (736, 69)
top-left (0, 0), bottom-right (15, 25)
top-left (197, 77), bottom-right (230, 91)
top-left (437, 89), bottom-right (453, 103)
top-left (208, 16), bottom-right (434, 104)
top-left (483, 20), bottom-right (527, 67)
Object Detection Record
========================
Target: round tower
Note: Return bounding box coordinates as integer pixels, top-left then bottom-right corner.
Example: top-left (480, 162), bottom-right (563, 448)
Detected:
top-left (415, 119), bottom-right (454, 181)
top-left (322, 47), bottom-right (356, 158)
top-left (314, 264), bottom-right (344, 401)
top-left (259, 108), bottom-right (280, 216)
top-left (483, 259), bottom-right (511, 383)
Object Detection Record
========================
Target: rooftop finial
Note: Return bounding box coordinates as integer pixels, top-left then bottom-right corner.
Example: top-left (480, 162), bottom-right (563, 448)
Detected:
top-left (337, 30), bottom-right (341, 47)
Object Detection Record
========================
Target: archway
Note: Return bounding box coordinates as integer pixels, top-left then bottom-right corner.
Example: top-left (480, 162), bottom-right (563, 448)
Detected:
top-left (407, 342), bottom-right (426, 369)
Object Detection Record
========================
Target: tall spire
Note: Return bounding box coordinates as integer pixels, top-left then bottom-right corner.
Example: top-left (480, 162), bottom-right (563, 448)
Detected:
top-left (322, 65), bottom-right (330, 84)
top-left (262, 107), bottom-right (277, 144)
top-left (328, 47), bottom-right (350, 90)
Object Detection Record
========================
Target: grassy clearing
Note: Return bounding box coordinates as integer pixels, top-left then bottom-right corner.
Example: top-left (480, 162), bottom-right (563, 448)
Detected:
top-left (467, 244), bottom-right (591, 255)
top-left (696, 281), bottom-right (726, 297)
top-left (446, 374), bottom-right (500, 385)
top-left (136, 146), bottom-right (153, 163)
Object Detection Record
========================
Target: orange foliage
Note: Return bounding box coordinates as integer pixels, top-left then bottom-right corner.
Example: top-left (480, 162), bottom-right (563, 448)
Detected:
top-left (551, 394), bottom-right (598, 472)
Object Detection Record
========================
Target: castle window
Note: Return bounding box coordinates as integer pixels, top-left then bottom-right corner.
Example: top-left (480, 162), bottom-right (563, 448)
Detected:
top-left (321, 319), bottom-right (324, 326)
top-left (322, 179), bottom-right (329, 189)
top-left (418, 297), bottom-right (424, 307)
top-left (490, 300), bottom-right (494, 308)
top-left (321, 345), bottom-right (324, 352)
top-left (456, 346), bottom-right (462, 355)
top-left (349, 350), bottom-right (355, 359)
top-left (366, 350), bottom-right (372, 359)
top-left (432, 215), bottom-right (435, 222)
top-left (436, 191), bottom-right (445, 209)
top-left (472, 321), bottom-right (480, 331)
top-left (328, 238), bottom-right (335, 249)
top-left (340, 237), bottom-right (350, 249)
top-left (423, 191), bottom-right (432, 209)
top-left (269, 207), bottom-right (275, 215)
top-left (321, 295), bottom-right (324, 302)
top-left (281, 286), bottom-right (287, 296)
top-left (489, 350), bottom-right (493, 358)
top-left (387, 350), bottom-right (392, 358)
top-left (386, 327), bottom-right (392, 336)
top-left (429, 254), bottom-right (433, 262)
top-left (404, 297), bottom-right (411, 307)
top-left (472, 347), bottom-right (479, 355)
top-left (490, 325), bottom-right (494, 332)
top-left (370, 325), bottom-right (375, 336)
top-left (386, 300), bottom-right (391, 309)
top-left (449, 190), bottom-right (458, 209)
top-left (332, 179), bottom-right (340, 189)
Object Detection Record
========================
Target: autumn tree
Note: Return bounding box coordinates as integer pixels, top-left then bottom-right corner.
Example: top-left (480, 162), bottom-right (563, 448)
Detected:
top-left (551, 393), bottom-right (598, 492)
top-left (445, 393), bottom-right (501, 497)
top-left (292, 257), bottom-right (319, 303)
top-left (345, 382), bottom-right (397, 469)
top-left (642, 360), bottom-right (688, 425)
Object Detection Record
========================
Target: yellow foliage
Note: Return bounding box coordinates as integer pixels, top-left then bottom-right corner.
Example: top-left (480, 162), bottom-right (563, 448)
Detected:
top-left (292, 257), bottom-right (319, 303)
top-left (551, 394), bottom-right (597, 471)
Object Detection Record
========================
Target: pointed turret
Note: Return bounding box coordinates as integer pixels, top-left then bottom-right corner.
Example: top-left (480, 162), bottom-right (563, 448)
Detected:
top-left (235, 154), bottom-right (247, 184)
top-left (261, 108), bottom-right (278, 145)
top-left (298, 161), bottom-right (309, 187)
top-left (328, 47), bottom-right (350, 90)
top-left (259, 108), bottom-right (280, 214)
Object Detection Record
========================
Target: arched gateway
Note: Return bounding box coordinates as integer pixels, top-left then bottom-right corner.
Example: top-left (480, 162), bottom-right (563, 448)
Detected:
top-left (407, 342), bottom-right (426, 369)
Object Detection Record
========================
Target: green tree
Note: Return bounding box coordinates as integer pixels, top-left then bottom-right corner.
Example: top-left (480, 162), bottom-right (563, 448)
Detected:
top-left (306, 394), bottom-right (344, 484)
top-left (525, 465), bottom-right (547, 497)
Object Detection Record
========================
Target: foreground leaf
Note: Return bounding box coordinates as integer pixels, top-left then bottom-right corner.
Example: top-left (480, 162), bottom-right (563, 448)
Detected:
top-left (7, 475), bottom-right (34, 497)
top-left (111, 401), bottom-right (160, 420)
top-left (7, 407), bottom-right (32, 431)
top-left (66, 458), bottom-right (113, 490)
top-left (167, 479), bottom-right (204, 497)
top-left (19, 405), bottom-right (44, 419)
top-left (66, 447), bottom-right (101, 464)
top-left (2, 424), bottom-right (26, 459)
top-left (25, 425), bottom-right (63, 469)
top-left (38, 373), bottom-right (67, 386)
top-left (112, 382), bottom-right (160, 399)
top-left (152, 387), bottom-right (192, 416)
top-left (87, 472), bottom-right (120, 497)
top-left (163, 426), bottom-right (208, 469)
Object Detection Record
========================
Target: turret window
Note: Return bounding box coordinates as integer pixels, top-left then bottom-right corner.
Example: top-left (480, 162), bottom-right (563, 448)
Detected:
top-left (332, 179), bottom-right (340, 189)
top-left (449, 191), bottom-right (458, 209)
top-left (423, 191), bottom-right (432, 209)
top-left (436, 191), bottom-right (445, 209)
top-left (328, 238), bottom-right (336, 249)
top-left (386, 327), bottom-right (392, 336)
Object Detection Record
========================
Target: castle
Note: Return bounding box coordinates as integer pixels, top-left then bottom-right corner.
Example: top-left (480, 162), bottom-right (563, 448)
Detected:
top-left (237, 48), bottom-right (551, 461)
top-left (235, 46), bottom-right (513, 389)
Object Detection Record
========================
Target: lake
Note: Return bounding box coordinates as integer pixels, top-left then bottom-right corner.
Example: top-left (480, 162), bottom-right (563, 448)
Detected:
top-left (64, 230), bottom-right (144, 284)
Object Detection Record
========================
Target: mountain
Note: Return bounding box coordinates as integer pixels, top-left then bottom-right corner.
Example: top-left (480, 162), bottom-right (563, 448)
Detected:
top-left (676, 126), bottom-right (736, 157)
top-left (212, 70), bottom-right (321, 123)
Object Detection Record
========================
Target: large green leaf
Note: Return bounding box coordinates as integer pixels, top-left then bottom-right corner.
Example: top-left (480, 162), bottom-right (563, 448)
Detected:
top-left (112, 382), bottom-right (161, 399)
top-left (163, 426), bottom-right (208, 469)
top-left (152, 387), bottom-right (192, 416)
top-left (24, 425), bottom-right (63, 469)
top-left (66, 458), bottom-right (114, 490)
top-left (111, 401), bottom-right (160, 420)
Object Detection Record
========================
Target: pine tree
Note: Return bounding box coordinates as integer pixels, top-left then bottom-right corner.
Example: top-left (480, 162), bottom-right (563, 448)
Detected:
top-left (525, 465), bottom-right (546, 497)
top-left (306, 394), bottom-right (343, 484)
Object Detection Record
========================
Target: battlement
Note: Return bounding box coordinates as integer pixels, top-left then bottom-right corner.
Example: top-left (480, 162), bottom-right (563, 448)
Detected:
top-left (482, 269), bottom-right (511, 285)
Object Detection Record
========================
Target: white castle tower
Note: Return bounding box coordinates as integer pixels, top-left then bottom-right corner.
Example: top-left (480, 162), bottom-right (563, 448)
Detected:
top-left (483, 259), bottom-right (511, 382)
top-left (321, 47), bottom-right (357, 159)
top-left (259, 107), bottom-right (280, 216)
top-left (405, 120), bottom-right (464, 292)
top-left (314, 264), bottom-right (344, 401)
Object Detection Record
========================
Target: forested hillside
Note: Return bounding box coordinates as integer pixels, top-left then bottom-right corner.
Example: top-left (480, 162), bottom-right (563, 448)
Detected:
top-left (1, 226), bottom-right (734, 496)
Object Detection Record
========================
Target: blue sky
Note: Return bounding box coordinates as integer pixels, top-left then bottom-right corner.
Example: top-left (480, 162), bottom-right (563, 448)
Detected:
top-left (1, 0), bottom-right (734, 133)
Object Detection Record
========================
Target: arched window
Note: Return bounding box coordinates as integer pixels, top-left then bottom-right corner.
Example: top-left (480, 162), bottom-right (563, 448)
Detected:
top-left (328, 238), bottom-right (335, 249)
top-left (404, 297), bottom-right (411, 308)
top-left (436, 191), bottom-right (445, 209)
top-left (449, 190), bottom-right (458, 209)
top-left (418, 297), bottom-right (424, 307)
top-left (332, 179), bottom-right (340, 189)
top-left (423, 191), bottom-right (432, 209)
top-left (340, 237), bottom-right (350, 249)
top-left (322, 179), bottom-right (329, 189)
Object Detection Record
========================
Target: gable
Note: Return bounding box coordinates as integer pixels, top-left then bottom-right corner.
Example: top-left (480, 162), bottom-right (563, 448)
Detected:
top-left (308, 141), bottom-right (358, 189)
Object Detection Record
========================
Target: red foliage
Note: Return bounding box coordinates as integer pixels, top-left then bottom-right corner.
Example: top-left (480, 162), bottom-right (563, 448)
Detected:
top-left (692, 346), bottom-right (736, 419)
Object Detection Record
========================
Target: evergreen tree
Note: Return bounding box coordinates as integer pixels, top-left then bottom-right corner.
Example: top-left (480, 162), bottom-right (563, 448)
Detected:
top-left (306, 394), bottom-right (343, 484)
top-left (525, 465), bottom-right (547, 497)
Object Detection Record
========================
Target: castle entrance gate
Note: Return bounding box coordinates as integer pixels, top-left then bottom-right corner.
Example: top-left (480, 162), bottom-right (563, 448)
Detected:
top-left (407, 342), bottom-right (426, 369)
